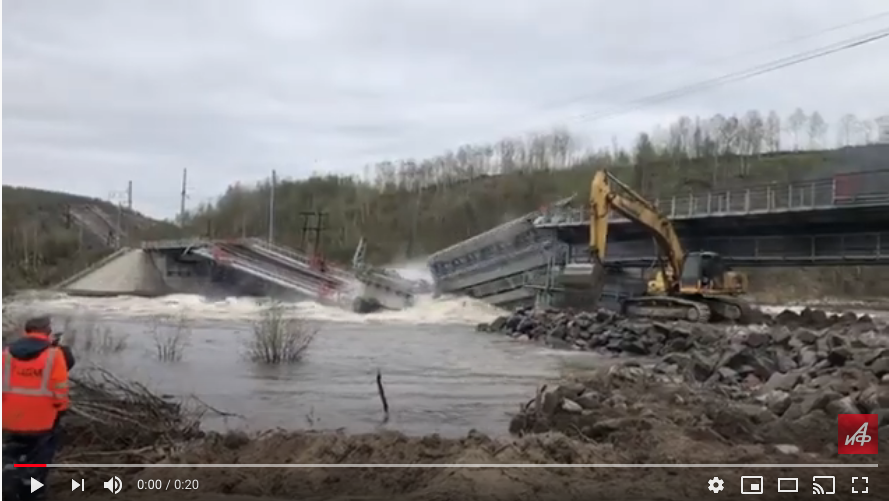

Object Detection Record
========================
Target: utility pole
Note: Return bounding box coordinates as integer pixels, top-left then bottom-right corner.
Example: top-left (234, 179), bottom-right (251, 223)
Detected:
top-left (116, 201), bottom-right (123, 249)
top-left (108, 189), bottom-right (127, 249)
top-left (268, 169), bottom-right (277, 243)
top-left (127, 180), bottom-right (133, 210)
top-left (299, 210), bottom-right (328, 255)
top-left (179, 168), bottom-right (188, 226)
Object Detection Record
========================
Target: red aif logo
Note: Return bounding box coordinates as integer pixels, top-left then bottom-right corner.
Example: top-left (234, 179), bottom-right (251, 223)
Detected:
top-left (838, 414), bottom-right (878, 454)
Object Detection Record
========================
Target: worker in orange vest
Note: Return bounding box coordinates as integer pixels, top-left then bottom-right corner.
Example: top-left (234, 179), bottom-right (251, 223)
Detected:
top-left (2, 316), bottom-right (75, 496)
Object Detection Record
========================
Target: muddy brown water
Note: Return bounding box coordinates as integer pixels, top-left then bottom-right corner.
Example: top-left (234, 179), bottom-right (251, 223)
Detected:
top-left (71, 319), bottom-right (614, 437)
top-left (12, 294), bottom-right (885, 439)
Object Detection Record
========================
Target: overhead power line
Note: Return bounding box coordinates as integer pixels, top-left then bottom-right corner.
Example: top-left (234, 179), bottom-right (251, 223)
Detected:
top-left (371, 13), bottom-right (889, 160)
top-left (571, 27), bottom-right (889, 124)
top-left (537, 10), bottom-right (889, 114)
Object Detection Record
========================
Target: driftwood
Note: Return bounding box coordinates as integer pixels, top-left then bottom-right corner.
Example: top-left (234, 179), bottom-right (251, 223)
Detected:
top-left (59, 368), bottom-right (206, 463)
top-left (376, 369), bottom-right (390, 424)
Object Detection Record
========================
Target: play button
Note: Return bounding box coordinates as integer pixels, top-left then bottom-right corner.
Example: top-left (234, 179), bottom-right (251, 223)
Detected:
top-left (72, 479), bottom-right (82, 491)
top-left (30, 478), bottom-right (44, 493)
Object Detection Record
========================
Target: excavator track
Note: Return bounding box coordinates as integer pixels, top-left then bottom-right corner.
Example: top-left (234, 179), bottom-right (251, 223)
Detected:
top-left (701, 295), bottom-right (759, 324)
top-left (622, 296), bottom-right (711, 323)
top-left (621, 294), bottom-right (760, 324)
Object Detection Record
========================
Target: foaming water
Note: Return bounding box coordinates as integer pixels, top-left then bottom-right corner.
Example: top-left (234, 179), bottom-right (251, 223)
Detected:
top-left (5, 292), bottom-right (506, 326)
top-left (388, 258), bottom-right (434, 282)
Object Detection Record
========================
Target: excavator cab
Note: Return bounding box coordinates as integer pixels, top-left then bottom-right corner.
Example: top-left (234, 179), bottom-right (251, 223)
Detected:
top-left (678, 251), bottom-right (745, 294)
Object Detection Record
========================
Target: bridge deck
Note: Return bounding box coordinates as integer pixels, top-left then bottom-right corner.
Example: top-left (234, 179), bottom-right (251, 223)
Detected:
top-left (139, 237), bottom-right (417, 304)
top-left (534, 168), bottom-right (889, 229)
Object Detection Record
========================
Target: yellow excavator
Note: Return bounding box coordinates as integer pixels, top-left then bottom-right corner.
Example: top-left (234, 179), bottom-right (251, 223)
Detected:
top-left (585, 169), bottom-right (754, 323)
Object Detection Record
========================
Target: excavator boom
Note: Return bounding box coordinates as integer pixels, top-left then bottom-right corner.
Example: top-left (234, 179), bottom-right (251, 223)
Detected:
top-left (589, 170), bottom-right (685, 285)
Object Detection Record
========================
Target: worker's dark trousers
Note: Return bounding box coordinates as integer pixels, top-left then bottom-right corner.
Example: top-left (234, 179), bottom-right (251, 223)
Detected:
top-left (5, 430), bottom-right (58, 485)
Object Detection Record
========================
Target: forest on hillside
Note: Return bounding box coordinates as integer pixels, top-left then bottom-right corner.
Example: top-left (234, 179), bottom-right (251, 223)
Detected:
top-left (1, 187), bottom-right (182, 294)
top-left (3, 108), bottom-right (886, 298)
top-left (180, 109), bottom-right (885, 263)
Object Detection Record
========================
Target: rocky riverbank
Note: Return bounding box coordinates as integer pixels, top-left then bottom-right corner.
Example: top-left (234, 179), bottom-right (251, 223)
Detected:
top-left (509, 359), bottom-right (889, 457)
top-left (478, 305), bottom-right (885, 361)
top-left (485, 305), bottom-right (889, 457)
top-left (47, 305), bottom-right (889, 501)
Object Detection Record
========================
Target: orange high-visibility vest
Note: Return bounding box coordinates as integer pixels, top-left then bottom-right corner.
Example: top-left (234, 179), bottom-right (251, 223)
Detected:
top-left (2, 343), bottom-right (69, 433)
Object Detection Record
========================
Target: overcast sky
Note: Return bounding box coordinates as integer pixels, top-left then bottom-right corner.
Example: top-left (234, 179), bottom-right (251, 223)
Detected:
top-left (3, 0), bottom-right (888, 219)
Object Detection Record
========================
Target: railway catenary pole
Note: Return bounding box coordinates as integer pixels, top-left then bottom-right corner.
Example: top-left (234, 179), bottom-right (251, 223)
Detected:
top-left (179, 168), bottom-right (188, 227)
top-left (268, 169), bottom-right (277, 243)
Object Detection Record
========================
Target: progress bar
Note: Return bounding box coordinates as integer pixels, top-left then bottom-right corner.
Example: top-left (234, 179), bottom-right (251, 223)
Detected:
top-left (44, 464), bottom-right (881, 468)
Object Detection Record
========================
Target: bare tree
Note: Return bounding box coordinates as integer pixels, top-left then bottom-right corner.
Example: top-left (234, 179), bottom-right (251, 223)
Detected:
top-left (737, 111), bottom-right (763, 176)
top-left (857, 119), bottom-right (876, 144)
top-left (837, 113), bottom-right (859, 146)
top-left (708, 114), bottom-right (727, 152)
top-left (807, 112), bottom-right (828, 149)
top-left (742, 110), bottom-right (765, 155)
top-left (787, 108), bottom-right (808, 150)
top-left (719, 115), bottom-right (741, 156)
top-left (764, 110), bottom-right (782, 152)
top-left (666, 121), bottom-right (685, 166)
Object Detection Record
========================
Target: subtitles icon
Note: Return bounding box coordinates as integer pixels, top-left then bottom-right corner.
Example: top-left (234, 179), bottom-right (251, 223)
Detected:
top-left (777, 478), bottom-right (798, 493)
top-left (813, 476), bottom-right (835, 495)
top-left (838, 414), bottom-right (878, 454)
top-left (740, 476), bottom-right (763, 495)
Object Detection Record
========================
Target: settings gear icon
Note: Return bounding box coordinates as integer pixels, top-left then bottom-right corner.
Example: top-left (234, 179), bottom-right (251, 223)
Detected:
top-left (708, 477), bottom-right (725, 493)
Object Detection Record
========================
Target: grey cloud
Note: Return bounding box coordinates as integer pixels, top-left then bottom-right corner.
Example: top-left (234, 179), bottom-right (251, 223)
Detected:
top-left (3, 0), bottom-right (887, 218)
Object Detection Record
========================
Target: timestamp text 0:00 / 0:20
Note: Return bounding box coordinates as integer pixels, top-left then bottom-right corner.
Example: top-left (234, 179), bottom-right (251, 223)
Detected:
top-left (137, 479), bottom-right (200, 490)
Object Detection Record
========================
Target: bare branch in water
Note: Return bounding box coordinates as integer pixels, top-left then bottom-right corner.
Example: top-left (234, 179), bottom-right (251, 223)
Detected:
top-left (376, 369), bottom-right (390, 424)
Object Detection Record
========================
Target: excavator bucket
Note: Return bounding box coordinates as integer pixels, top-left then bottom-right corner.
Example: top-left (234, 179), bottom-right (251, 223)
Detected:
top-left (556, 256), bottom-right (607, 311)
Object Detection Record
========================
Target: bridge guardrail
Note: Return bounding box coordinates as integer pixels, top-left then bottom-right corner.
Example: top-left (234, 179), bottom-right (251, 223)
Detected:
top-left (141, 238), bottom-right (213, 250)
top-left (245, 238), bottom-right (354, 281)
top-left (435, 240), bottom-right (556, 283)
top-left (195, 246), bottom-right (341, 302)
top-left (534, 169), bottom-right (889, 227)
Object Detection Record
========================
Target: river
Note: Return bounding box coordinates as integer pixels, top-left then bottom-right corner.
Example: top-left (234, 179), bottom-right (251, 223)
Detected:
top-left (8, 288), bottom-right (885, 438)
top-left (3, 292), bottom-right (613, 437)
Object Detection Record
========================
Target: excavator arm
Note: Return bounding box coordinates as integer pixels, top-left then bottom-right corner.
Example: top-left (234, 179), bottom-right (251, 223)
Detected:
top-left (588, 170), bottom-right (686, 291)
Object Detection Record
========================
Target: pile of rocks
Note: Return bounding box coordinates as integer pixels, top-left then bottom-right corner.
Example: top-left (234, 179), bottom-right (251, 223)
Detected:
top-left (479, 306), bottom-right (882, 359)
top-left (502, 306), bottom-right (889, 454)
top-left (510, 359), bottom-right (889, 455)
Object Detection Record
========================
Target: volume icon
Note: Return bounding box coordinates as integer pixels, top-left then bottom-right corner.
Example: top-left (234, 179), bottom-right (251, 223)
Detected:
top-left (104, 476), bottom-right (122, 494)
